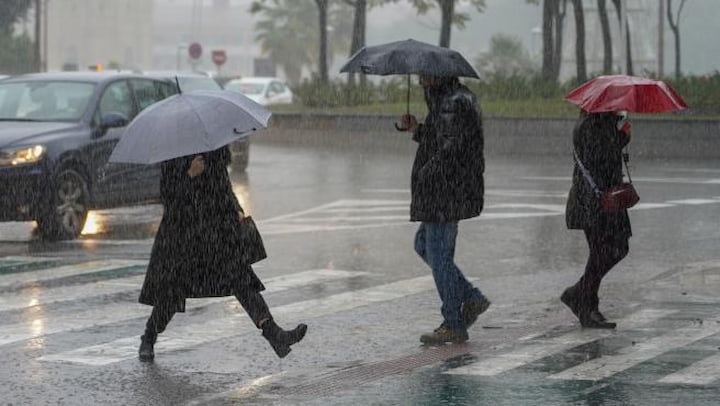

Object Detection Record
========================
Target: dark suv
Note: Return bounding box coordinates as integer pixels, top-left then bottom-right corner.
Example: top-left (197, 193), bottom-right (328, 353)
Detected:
top-left (0, 72), bottom-right (178, 239)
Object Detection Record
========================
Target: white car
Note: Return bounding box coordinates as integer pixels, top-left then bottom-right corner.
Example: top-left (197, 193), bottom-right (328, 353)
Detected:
top-left (224, 77), bottom-right (293, 105)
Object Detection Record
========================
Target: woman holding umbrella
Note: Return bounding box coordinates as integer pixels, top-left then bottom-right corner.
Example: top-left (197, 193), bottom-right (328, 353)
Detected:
top-left (561, 110), bottom-right (632, 329)
top-left (137, 146), bottom-right (307, 361)
top-left (560, 74), bottom-right (687, 328)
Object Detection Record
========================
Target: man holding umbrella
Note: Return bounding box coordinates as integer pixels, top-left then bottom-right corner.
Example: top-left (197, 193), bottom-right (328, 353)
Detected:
top-left (341, 39), bottom-right (491, 344)
top-left (398, 74), bottom-right (491, 344)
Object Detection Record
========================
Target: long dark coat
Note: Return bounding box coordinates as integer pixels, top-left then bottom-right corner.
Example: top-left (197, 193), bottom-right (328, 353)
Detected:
top-left (410, 79), bottom-right (484, 223)
top-left (139, 146), bottom-right (264, 313)
top-left (566, 111), bottom-right (632, 238)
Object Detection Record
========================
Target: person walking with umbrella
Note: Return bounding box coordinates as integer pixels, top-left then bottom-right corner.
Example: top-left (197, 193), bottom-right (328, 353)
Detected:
top-left (107, 87), bottom-right (308, 361)
top-left (398, 74), bottom-right (491, 344)
top-left (560, 75), bottom-right (687, 328)
top-left (137, 146), bottom-right (307, 361)
top-left (561, 110), bottom-right (633, 329)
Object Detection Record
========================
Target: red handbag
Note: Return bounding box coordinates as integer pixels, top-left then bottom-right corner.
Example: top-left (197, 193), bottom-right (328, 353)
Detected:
top-left (574, 151), bottom-right (640, 212)
top-left (600, 183), bottom-right (639, 212)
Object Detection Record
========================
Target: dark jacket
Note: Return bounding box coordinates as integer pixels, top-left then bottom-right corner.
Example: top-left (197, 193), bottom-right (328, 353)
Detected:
top-left (410, 78), bottom-right (484, 222)
top-left (139, 146), bottom-right (264, 312)
top-left (566, 111), bottom-right (632, 237)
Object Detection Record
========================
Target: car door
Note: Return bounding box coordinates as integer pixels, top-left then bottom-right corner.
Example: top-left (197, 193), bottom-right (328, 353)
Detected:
top-left (124, 78), bottom-right (178, 202)
top-left (87, 79), bottom-right (140, 205)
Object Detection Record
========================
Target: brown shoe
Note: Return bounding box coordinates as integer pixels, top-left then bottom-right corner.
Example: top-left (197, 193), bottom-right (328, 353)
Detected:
top-left (420, 326), bottom-right (468, 345)
top-left (462, 296), bottom-right (491, 328)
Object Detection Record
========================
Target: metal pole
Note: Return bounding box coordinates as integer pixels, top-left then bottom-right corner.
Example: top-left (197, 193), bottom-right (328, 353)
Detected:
top-left (34, 0), bottom-right (41, 72)
top-left (620, 0), bottom-right (628, 74)
top-left (43, 0), bottom-right (48, 71)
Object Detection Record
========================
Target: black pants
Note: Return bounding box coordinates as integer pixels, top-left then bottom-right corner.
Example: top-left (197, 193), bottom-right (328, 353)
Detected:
top-left (573, 229), bottom-right (629, 313)
top-left (143, 288), bottom-right (272, 343)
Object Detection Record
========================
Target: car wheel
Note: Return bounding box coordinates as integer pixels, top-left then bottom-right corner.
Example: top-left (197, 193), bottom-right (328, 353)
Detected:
top-left (37, 167), bottom-right (89, 240)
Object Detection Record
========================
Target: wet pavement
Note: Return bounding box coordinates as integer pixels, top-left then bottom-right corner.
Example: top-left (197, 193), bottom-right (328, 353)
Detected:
top-left (1, 135), bottom-right (720, 405)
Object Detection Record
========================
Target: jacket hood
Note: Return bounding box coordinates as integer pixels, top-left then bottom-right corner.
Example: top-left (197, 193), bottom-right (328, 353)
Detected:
top-left (0, 121), bottom-right (79, 149)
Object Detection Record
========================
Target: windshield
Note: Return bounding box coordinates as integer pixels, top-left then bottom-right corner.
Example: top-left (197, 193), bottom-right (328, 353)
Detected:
top-left (178, 77), bottom-right (221, 92)
top-left (226, 82), bottom-right (265, 95)
top-left (0, 81), bottom-right (95, 121)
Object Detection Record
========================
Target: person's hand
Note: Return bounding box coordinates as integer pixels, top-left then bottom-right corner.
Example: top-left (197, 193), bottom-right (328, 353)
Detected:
top-left (620, 121), bottom-right (631, 135)
top-left (238, 211), bottom-right (245, 222)
top-left (398, 114), bottom-right (418, 132)
top-left (187, 155), bottom-right (205, 178)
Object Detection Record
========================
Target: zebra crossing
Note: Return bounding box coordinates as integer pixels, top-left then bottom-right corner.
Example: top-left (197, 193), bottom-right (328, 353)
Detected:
top-left (2, 256), bottom-right (720, 393)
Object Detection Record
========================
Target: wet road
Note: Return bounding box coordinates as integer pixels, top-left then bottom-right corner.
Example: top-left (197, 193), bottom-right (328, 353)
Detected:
top-left (1, 136), bottom-right (720, 405)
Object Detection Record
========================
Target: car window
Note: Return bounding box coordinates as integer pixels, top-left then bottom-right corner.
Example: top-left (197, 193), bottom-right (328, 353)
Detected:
top-left (232, 82), bottom-right (264, 95)
top-left (98, 80), bottom-right (134, 120)
top-left (178, 77), bottom-right (221, 92)
top-left (0, 81), bottom-right (95, 121)
top-left (131, 79), bottom-right (176, 112)
top-left (270, 82), bottom-right (285, 94)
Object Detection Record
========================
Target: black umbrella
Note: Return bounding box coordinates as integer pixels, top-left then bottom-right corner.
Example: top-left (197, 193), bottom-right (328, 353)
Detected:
top-left (340, 39), bottom-right (479, 127)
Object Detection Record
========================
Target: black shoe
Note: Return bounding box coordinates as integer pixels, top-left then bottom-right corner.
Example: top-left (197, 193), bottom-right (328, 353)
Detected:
top-left (262, 320), bottom-right (308, 358)
top-left (138, 335), bottom-right (155, 362)
top-left (462, 296), bottom-right (491, 328)
top-left (420, 326), bottom-right (469, 345)
top-left (580, 311), bottom-right (616, 329)
top-left (591, 310), bottom-right (608, 322)
top-left (560, 287), bottom-right (580, 318)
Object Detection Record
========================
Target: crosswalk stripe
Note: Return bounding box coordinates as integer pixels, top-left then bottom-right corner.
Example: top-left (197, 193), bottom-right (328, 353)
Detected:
top-left (0, 259), bottom-right (147, 289)
top-left (39, 275), bottom-right (438, 366)
top-left (0, 269), bottom-right (367, 347)
top-left (548, 316), bottom-right (720, 381)
top-left (445, 309), bottom-right (676, 377)
top-left (0, 274), bottom-right (146, 312)
top-left (658, 353), bottom-right (720, 385)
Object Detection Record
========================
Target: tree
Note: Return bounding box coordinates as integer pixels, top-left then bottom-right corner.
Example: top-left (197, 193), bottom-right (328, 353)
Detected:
top-left (250, 0), bottom-right (352, 85)
top-left (475, 34), bottom-right (537, 78)
top-left (344, 0), bottom-right (367, 86)
top-left (0, 0), bottom-right (34, 74)
top-left (407, 0), bottom-right (486, 47)
top-left (0, 0), bottom-right (32, 36)
top-left (611, 0), bottom-right (633, 75)
top-left (570, 0), bottom-right (586, 83)
top-left (667, 0), bottom-right (687, 79)
top-left (597, 0), bottom-right (612, 74)
top-left (315, 0), bottom-right (330, 83)
top-left (532, 0), bottom-right (566, 83)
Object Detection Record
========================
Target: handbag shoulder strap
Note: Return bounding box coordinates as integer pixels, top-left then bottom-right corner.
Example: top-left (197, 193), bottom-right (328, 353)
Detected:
top-left (573, 150), bottom-right (602, 198)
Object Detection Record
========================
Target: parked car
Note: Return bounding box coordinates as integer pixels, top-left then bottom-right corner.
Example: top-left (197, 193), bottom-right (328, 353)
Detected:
top-left (224, 77), bottom-right (293, 106)
top-left (0, 71), bottom-right (178, 239)
top-left (144, 71), bottom-right (251, 171)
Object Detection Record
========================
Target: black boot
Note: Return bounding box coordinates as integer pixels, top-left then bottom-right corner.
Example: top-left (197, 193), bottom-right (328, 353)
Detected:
top-left (139, 333), bottom-right (155, 362)
top-left (560, 286), bottom-right (580, 318)
top-left (261, 320), bottom-right (308, 358)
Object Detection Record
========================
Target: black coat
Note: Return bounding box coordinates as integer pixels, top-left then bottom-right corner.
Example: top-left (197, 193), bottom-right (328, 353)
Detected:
top-left (410, 80), bottom-right (484, 223)
top-left (139, 146), bottom-right (264, 313)
top-left (566, 112), bottom-right (632, 237)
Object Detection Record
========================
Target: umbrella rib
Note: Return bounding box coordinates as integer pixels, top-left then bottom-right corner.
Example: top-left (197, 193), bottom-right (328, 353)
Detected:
top-left (182, 95), bottom-right (214, 152)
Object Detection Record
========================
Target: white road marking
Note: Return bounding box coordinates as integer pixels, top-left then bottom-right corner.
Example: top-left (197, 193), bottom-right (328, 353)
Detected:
top-left (0, 259), bottom-right (146, 288)
top-left (548, 316), bottom-right (720, 381)
top-left (445, 309), bottom-right (676, 377)
top-left (39, 275), bottom-right (439, 366)
top-left (658, 353), bottom-right (720, 385)
top-left (0, 269), bottom-right (367, 347)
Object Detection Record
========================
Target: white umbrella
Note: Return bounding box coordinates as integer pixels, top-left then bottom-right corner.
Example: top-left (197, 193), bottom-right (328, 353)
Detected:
top-left (109, 90), bottom-right (271, 164)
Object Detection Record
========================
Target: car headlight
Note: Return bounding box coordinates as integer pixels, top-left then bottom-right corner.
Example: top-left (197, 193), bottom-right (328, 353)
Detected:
top-left (0, 145), bottom-right (46, 167)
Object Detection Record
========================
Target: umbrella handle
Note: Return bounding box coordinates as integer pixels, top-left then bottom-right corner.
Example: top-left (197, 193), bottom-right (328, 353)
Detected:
top-left (394, 122), bottom-right (408, 132)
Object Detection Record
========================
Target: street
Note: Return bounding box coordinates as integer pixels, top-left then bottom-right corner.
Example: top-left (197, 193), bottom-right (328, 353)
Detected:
top-left (1, 136), bottom-right (720, 406)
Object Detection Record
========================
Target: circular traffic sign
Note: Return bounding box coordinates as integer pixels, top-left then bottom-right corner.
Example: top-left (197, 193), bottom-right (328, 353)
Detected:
top-left (188, 42), bottom-right (202, 60)
top-left (212, 50), bottom-right (227, 66)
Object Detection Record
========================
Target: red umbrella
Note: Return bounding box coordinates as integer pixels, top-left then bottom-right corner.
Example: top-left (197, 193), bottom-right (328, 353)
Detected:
top-left (565, 75), bottom-right (688, 113)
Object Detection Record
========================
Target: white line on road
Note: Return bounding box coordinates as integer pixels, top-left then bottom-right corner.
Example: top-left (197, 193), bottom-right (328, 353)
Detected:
top-left (548, 316), bottom-right (720, 382)
top-left (0, 259), bottom-right (147, 289)
top-left (39, 275), bottom-right (438, 366)
top-left (445, 309), bottom-right (676, 377)
top-left (0, 269), bottom-right (367, 347)
top-left (658, 353), bottom-right (720, 385)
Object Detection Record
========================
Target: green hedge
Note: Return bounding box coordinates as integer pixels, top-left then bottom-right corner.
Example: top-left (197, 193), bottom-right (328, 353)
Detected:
top-left (291, 72), bottom-right (720, 115)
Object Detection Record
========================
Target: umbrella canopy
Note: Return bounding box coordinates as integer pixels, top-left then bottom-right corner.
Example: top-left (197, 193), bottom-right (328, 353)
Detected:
top-left (565, 75), bottom-right (688, 113)
top-left (340, 39), bottom-right (479, 78)
top-left (109, 90), bottom-right (271, 164)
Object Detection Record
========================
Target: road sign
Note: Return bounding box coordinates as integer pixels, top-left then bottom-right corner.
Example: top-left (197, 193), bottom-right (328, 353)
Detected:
top-left (211, 50), bottom-right (227, 66)
top-left (188, 42), bottom-right (202, 60)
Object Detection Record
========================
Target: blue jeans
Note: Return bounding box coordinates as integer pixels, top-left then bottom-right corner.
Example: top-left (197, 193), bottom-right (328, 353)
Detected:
top-left (414, 222), bottom-right (484, 333)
